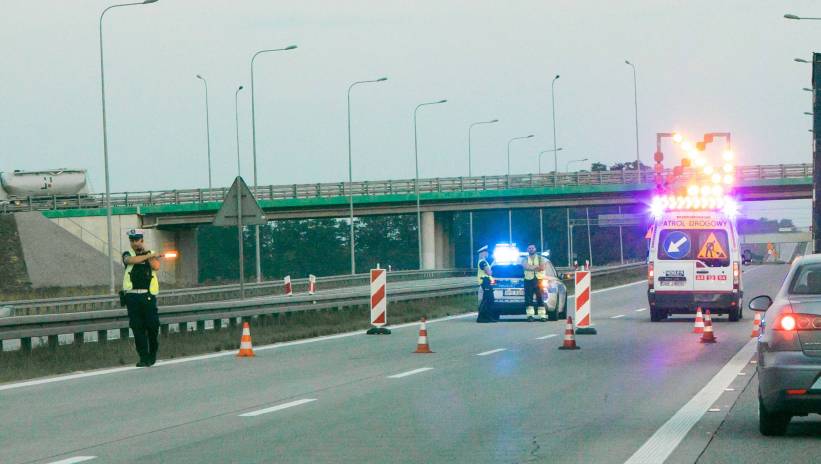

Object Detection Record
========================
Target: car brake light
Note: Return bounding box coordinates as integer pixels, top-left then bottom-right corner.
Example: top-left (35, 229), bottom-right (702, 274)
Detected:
top-left (772, 313), bottom-right (821, 331)
top-left (786, 389), bottom-right (807, 395)
top-left (648, 262), bottom-right (654, 288)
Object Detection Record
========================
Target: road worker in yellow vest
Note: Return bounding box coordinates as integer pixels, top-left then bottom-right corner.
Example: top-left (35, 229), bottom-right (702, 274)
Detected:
top-left (521, 243), bottom-right (547, 321)
top-left (122, 229), bottom-right (163, 367)
top-left (476, 245), bottom-right (497, 323)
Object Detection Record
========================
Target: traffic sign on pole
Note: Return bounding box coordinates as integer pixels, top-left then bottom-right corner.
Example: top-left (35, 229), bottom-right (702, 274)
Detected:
top-left (213, 176), bottom-right (267, 299)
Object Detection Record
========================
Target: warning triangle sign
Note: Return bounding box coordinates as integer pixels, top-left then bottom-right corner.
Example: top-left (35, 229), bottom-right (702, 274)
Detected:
top-left (213, 176), bottom-right (267, 226)
top-left (697, 232), bottom-right (727, 260)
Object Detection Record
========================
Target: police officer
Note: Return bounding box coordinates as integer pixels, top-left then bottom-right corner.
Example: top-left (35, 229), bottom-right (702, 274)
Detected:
top-left (476, 245), bottom-right (496, 323)
top-left (122, 229), bottom-right (163, 367)
top-left (522, 243), bottom-right (547, 321)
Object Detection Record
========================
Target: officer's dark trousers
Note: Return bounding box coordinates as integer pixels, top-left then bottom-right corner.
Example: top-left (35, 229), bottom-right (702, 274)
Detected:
top-left (125, 292), bottom-right (159, 361)
top-left (523, 279), bottom-right (544, 309)
top-left (477, 278), bottom-right (496, 322)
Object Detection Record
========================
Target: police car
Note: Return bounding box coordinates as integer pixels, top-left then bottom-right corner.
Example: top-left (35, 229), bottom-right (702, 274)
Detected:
top-left (648, 194), bottom-right (743, 322)
top-left (479, 243), bottom-right (568, 320)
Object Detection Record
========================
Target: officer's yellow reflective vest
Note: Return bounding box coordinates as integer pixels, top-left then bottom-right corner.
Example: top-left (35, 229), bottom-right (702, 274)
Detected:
top-left (123, 249), bottom-right (160, 295)
top-left (477, 258), bottom-right (491, 284)
top-left (523, 255), bottom-right (546, 280)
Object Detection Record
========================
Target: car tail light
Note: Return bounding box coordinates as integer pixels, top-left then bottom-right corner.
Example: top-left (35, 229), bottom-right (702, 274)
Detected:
top-left (648, 262), bottom-right (654, 288)
top-left (772, 312), bottom-right (821, 331)
top-left (732, 261), bottom-right (740, 288)
top-left (786, 389), bottom-right (807, 395)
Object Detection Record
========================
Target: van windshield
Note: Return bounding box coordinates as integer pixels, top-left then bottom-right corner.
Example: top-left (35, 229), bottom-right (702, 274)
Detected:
top-left (657, 229), bottom-right (730, 267)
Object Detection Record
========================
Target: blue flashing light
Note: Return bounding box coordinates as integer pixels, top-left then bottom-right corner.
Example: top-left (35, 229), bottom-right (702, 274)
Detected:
top-left (493, 243), bottom-right (520, 264)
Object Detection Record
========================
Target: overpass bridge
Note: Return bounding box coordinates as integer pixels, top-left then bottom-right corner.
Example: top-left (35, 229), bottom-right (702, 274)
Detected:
top-left (0, 163), bottom-right (810, 285)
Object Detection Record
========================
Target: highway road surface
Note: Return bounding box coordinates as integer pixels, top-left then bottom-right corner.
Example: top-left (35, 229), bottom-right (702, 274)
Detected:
top-left (1, 264), bottom-right (817, 463)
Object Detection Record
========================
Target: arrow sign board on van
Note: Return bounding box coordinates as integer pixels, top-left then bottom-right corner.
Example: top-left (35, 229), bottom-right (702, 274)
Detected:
top-left (663, 231), bottom-right (691, 260)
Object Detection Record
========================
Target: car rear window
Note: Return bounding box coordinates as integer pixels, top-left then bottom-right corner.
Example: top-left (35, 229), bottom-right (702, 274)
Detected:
top-left (492, 264), bottom-right (523, 278)
top-left (789, 263), bottom-right (821, 294)
top-left (657, 229), bottom-right (730, 267)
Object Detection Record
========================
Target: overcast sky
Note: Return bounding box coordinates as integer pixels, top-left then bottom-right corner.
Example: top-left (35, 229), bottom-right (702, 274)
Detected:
top-left (1, 1), bottom-right (818, 223)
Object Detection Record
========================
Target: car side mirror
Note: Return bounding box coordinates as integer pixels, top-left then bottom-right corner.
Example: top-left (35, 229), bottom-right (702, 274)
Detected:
top-left (748, 295), bottom-right (773, 312)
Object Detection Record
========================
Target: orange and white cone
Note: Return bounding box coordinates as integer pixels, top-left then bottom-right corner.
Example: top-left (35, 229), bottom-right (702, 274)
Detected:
top-left (693, 307), bottom-right (705, 334)
top-left (700, 310), bottom-right (717, 343)
top-left (751, 311), bottom-right (762, 338)
top-left (413, 318), bottom-right (433, 353)
top-left (283, 275), bottom-right (293, 296)
top-left (237, 322), bottom-right (255, 357)
top-left (558, 316), bottom-right (580, 350)
top-left (308, 274), bottom-right (316, 295)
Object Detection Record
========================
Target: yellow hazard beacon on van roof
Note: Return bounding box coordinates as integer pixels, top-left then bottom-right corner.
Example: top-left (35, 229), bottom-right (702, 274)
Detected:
top-left (697, 232), bottom-right (727, 259)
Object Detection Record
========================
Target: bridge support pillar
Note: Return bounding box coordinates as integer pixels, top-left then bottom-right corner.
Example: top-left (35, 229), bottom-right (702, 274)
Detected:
top-left (420, 211), bottom-right (455, 269)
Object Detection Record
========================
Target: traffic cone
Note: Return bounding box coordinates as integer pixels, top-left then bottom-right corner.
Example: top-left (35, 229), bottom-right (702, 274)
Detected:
top-left (237, 322), bottom-right (255, 357)
top-left (283, 275), bottom-right (293, 296)
top-left (693, 307), bottom-right (705, 334)
top-left (558, 316), bottom-right (580, 350)
top-left (308, 274), bottom-right (316, 295)
top-left (700, 310), bottom-right (717, 343)
top-left (751, 312), bottom-right (762, 337)
top-left (413, 318), bottom-right (433, 353)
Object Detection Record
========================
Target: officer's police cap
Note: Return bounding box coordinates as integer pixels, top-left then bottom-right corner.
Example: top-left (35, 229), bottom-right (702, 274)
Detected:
top-left (477, 245), bottom-right (488, 253)
top-left (127, 228), bottom-right (145, 239)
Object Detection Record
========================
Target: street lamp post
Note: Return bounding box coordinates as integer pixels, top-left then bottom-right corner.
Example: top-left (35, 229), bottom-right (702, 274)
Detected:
top-left (507, 134), bottom-right (535, 242)
top-left (234, 85), bottom-right (245, 294)
top-left (99, 0), bottom-right (160, 295)
top-left (249, 45), bottom-right (297, 283)
top-left (235, 86), bottom-right (245, 174)
top-left (625, 60), bottom-right (640, 179)
top-left (414, 99), bottom-right (448, 269)
top-left (468, 119), bottom-right (498, 269)
top-left (551, 74), bottom-right (560, 182)
top-left (538, 147), bottom-right (563, 175)
top-left (195, 74), bottom-right (213, 200)
top-left (347, 77), bottom-right (388, 275)
top-left (566, 157), bottom-right (589, 172)
top-left (785, 13), bottom-right (821, 20)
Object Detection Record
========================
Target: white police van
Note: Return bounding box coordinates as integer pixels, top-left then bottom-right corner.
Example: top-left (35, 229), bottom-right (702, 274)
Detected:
top-left (480, 243), bottom-right (568, 321)
top-left (648, 203), bottom-right (743, 322)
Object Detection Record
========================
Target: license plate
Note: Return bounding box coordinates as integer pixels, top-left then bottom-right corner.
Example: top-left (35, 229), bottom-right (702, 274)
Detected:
top-left (503, 289), bottom-right (523, 296)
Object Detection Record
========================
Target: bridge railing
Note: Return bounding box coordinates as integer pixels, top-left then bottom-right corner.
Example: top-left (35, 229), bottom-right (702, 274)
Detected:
top-left (0, 163), bottom-right (811, 213)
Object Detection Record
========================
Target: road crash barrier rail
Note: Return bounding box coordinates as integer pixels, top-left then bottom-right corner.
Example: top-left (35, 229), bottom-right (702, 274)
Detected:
top-left (2, 269), bottom-right (472, 316)
top-left (0, 263), bottom-right (646, 352)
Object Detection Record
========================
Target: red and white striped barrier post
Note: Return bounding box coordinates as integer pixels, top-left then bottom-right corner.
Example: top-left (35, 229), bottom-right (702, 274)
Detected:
top-left (584, 260), bottom-right (590, 271)
top-left (366, 268), bottom-right (391, 335)
top-left (283, 275), bottom-right (293, 296)
top-left (308, 274), bottom-right (316, 295)
top-left (573, 260), bottom-right (579, 271)
top-left (574, 270), bottom-right (597, 334)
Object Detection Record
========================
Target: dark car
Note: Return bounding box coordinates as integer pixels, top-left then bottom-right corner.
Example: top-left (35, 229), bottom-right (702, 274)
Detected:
top-left (748, 254), bottom-right (821, 435)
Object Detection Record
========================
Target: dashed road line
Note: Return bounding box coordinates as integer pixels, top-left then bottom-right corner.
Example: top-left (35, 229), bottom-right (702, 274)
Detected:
top-left (239, 398), bottom-right (317, 417)
top-left (476, 348), bottom-right (507, 356)
top-left (635, 308), bottom-right (648, 312)
top-left (387, 367), bottom-right (434, 379)
top-left (536, 334), bottom-right (558, 340)
top-left (611, 314), bottom-right (626, 319)
top-left (46, 457), bottom-right (96, 464)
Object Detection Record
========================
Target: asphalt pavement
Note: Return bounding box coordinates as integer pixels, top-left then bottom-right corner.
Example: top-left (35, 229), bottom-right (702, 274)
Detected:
top-left (1, 264), bottom-right (815, 464)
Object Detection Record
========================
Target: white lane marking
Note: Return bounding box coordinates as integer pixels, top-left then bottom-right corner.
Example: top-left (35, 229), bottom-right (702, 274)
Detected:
top-left (239, 398), bottom-right (317, 417)
top-left (624, 339), bottom-right (756, 464)
top-left (635, 308), bottom-right (648, 312)
top-left (611, 314), bottom-right (626, 319)
top-left (707, 408), bottom-right (721, 412)
top-left (536, 334), bottom-right (558, 340)
top-left (476, 348), bottom-right (507, 356)
top-left (46, 457), bottom-right (97, 464)
top-left (1, 280), bottom-right (649, 392)
top-left (387, 367), bottom-right (434, 379)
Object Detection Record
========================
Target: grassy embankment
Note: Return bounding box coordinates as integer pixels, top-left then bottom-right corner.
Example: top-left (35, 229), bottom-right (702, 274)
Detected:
top-left (0, 265), bottom-right (647, 383)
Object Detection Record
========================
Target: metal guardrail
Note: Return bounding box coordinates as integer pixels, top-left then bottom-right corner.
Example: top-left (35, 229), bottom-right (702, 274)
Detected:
top-left (0, 263), bottom-right (646, 350)
top-left (0, 164), bottom-right (810, 213)
top-left (2, 269), bottom-right (471, 315)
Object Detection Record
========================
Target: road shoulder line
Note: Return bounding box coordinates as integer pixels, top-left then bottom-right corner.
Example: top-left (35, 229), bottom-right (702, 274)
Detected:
top-left (387, 367), bottom-right (434, 379)
top-left (624, 339), bottom-right (757, 464)
top-left (239, 398), bottom-right (317, 417)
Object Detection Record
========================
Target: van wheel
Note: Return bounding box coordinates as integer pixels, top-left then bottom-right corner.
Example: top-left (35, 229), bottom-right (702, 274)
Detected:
top-left (759, 396), bottom-right (791, 436)
top-left (728, 307), bottom-right (740, 322)
top-left (650, 308), bottom-right (663, 322)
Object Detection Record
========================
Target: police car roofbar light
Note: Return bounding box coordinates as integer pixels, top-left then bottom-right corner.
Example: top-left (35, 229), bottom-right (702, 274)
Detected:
top-left (493, 244), bottom-right (520, 264)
